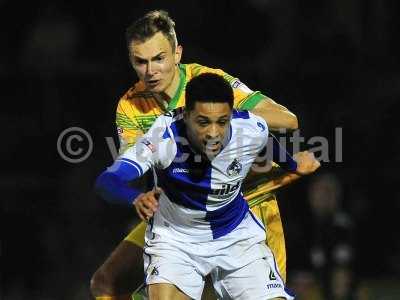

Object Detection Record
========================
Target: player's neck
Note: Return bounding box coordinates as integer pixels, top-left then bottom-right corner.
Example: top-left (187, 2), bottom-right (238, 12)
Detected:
top-left (164, 65), bottom-right (181, 100)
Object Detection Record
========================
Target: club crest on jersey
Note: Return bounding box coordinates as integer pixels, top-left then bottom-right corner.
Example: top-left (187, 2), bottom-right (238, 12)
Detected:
top-left (227, 159), bottom-right (242, 177)
top-left (141, 139), bottom-right (156, 152)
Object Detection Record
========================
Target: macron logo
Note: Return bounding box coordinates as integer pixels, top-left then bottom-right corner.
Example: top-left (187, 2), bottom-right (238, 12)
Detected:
top-left (267, 283), bottom-right (282, 289)
top-left (173, 168), bottom-right (189, 174)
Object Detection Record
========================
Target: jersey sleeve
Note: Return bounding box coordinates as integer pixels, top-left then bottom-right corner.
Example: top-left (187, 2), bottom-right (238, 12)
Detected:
top-left (248, 112), bottom-right (296, 172)
top-left (191, 64), bottom-right (267, 110)
top-left (249, 112), bottom-right (270, 147)
top-left (118, 114), bottom-right (171, 171)
top-left (116, 98), bottom-right (145, 155)
top-left (95, 115), bottom-right (172, 206)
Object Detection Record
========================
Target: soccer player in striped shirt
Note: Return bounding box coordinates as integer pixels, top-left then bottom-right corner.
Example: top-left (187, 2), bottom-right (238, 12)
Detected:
top-left (95, 73), bottom-right (320, 299)
top-left (91, 10), bottom-right (301, 300)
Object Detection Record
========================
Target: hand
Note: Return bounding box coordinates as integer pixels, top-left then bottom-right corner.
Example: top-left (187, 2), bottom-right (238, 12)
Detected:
top-left (133, 188), bottom-right (162, 221)
top-left (293, 151), bottom-right (321, 175)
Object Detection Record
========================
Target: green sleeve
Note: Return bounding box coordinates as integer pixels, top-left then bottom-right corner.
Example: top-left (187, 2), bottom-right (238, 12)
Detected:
top-left (238, 91), bottom-right (267, 110)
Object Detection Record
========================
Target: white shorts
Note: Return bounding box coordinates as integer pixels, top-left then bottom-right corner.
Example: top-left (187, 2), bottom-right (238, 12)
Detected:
top-left (144, 211), bottom-right (294, 300)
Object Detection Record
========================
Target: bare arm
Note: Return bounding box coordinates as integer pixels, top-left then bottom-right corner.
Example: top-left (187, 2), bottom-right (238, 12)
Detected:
top-left (250, 96), bottom-right (298, 131)
top-left (244, 163), bottom-right (301, 197)
top-left (244, 171), bottom-right (301, 201)
top-left (244, 151), bottom-right (320, 198)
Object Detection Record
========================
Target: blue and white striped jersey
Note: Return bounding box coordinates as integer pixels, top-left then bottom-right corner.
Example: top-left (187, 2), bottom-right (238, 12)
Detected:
top-left (115, 108), bottom-right (269, 241)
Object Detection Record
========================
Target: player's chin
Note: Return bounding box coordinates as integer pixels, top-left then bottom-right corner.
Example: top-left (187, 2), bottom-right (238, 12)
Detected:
top-left (146, 82), bottom-right (164, 93)
top-left (203, 146), bottom-right (221, 159)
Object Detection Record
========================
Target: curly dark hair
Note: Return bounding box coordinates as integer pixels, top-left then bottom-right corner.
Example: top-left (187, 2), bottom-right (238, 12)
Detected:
top-left (185, 73), bottom-right (234, 112)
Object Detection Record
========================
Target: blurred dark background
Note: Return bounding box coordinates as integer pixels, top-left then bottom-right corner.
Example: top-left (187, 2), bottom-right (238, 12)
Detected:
top-left (2, 0), bottom-right (400, 299)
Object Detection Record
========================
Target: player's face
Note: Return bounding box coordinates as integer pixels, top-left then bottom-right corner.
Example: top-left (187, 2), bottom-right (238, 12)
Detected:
top-left (185, 102), bottom-right (232, 158)
top-left (129, 32), bottom-right (182, 95)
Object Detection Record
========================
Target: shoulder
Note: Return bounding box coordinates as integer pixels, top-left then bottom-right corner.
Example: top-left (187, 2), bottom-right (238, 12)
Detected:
top-left (147, 108), bottom-right (184, 137)
top-left (117, 81), bottom-right (157, 111)
top-left (119, 81), bottom-right (145, 101)
top-left (160, 108), bottom-right (185, 138)
top-left (232, 109), bottom-right (250, 120)
top-left (185, 63), bottom-right (229, 78)
top-left (149, 112), bottom-right (170, 131)
top-left (185, 63), bottom-right (207, 77)
top-left (231, 109), bottom-right (268, 136)
top-left (163, 107), bottom-right (185, 120)
top-left (184, 64), bottom-right (247, 91)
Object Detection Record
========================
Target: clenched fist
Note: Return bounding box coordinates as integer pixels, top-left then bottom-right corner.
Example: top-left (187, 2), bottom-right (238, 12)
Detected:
top-left (293, 151), bottom-right (321, 175)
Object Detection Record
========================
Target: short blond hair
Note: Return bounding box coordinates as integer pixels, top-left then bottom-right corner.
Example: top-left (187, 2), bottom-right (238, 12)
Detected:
top-left (126, 10), bottom-right (178, 51)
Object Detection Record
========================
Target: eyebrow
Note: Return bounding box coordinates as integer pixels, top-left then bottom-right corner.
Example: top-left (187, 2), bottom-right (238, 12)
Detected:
top-left (132, 52), bottom-right (166, 61)
top-left (196, 115), bottom-right (229, 121)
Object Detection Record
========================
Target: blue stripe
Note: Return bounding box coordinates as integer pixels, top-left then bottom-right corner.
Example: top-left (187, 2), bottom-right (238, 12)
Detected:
top-left (157, 160), bottom-right (211, 210)
top-left (232, 109), bottom-right (250, 119)
top-left (95, 171), bottom-right (141, 206)
top-left (118, 158), bottom-right (143, 176)
top-left (285, 287), bottom-right (296, 297)
top-left (206, 193), bottom-right (249, 239)
top-left (249, 210), bottom-right (266, 231)
top-left (110, 160), bottom-right (141, 181)
top-left (156, 116), bottom-right (248, 239)
top-left (158, 118), bottom-right (212, 210)
top-left (169, 118), bottom-right (185, 139)
top-left (268, 133), bottom-right (298, 172)
top-left (162, 127), bottom-right (171, 139)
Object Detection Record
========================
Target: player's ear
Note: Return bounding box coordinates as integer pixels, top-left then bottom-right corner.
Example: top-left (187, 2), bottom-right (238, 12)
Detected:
top-left (174, 45), bottom-right (183, 65)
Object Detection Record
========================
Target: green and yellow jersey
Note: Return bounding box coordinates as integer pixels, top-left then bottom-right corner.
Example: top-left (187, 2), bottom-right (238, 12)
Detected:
top-left (116, 63), bottom-right (266, 153)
